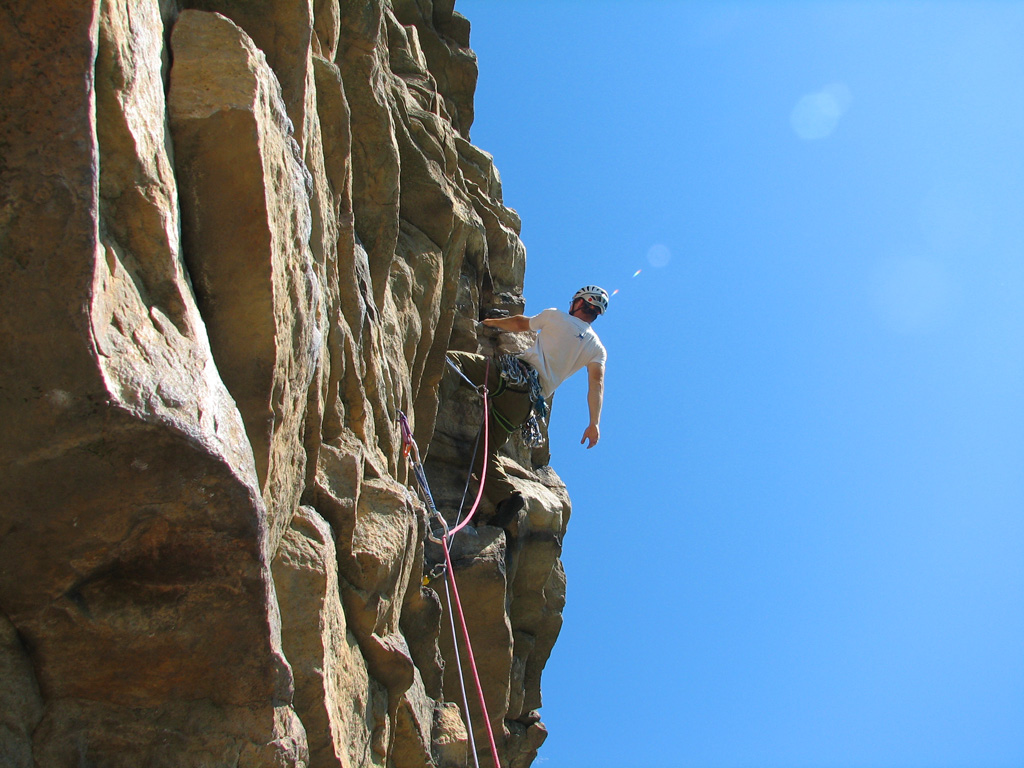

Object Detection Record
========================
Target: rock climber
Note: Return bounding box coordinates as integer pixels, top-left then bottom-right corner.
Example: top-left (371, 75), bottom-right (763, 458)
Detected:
top-left (446, 285), bottom-right (609, 526)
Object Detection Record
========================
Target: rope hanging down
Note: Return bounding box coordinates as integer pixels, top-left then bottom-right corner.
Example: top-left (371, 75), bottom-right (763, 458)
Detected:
top-left (398, 357), bottom-right (502, 768)
top-left (441, 533), bottom-right (502, 768)
top-left (399, 412), bottom-right (482, 767)
top-left (439, 555), bottom-right (481, 768)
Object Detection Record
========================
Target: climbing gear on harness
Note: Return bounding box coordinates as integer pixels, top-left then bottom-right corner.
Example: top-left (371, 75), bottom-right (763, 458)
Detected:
top-left (572, 285), bottom-right (609, 315)
top-left (519, 414), bottom-right (544, 450)
top-left (497, 354), bottom-right (547, 448)
top-left (497, 355), bottom-right (545, 415)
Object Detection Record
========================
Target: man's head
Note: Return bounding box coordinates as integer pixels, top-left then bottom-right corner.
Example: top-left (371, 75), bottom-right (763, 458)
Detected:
top-left (570, 285), bottom-right (609, 322)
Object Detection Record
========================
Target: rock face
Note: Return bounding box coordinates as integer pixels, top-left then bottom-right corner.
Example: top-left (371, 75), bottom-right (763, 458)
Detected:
top-left (0, 2), bottom-right (569, 767)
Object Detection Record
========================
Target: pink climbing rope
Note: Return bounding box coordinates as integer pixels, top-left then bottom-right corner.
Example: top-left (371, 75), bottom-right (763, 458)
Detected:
top-left (442, 527), bottom-right (503, 768)
top-left (439, 563), bottom-right (482, 768)
top-left (400, 359), bottom-right (501, 767)
top-left (444, 369), bottom-right (502, 767)
top-left (446, 358), bottom-right (491, 536)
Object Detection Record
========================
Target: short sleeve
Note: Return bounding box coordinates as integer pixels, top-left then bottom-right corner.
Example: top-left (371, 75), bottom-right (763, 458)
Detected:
top-left (528, 308), bottom-right (559, 331)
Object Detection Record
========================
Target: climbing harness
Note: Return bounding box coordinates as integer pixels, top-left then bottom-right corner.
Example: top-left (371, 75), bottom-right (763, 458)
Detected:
top-left (496, 354), bottom-right (547, 448)
top-left (398, 359), bottom-right (503, 768)
top-left (447, 354), bottom-right (547, 448)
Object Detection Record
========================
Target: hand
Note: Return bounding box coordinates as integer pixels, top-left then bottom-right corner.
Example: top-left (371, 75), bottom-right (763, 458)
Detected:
top-left (580, 424), bottom-right (600, 449)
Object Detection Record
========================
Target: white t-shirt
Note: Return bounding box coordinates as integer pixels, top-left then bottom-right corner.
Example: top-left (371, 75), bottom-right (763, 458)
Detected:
top-left (518, 308), bottom-right (607, 398)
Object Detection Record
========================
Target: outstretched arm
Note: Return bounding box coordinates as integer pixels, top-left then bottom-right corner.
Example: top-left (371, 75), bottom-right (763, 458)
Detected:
top-left (581, 362), bottom-right (604, 449)
top-left (482, 315), bottom-right (531, 332)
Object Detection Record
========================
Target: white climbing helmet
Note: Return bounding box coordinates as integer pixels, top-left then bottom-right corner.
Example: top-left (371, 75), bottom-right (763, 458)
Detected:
top-left (571, 285), bottom-right (609, 315)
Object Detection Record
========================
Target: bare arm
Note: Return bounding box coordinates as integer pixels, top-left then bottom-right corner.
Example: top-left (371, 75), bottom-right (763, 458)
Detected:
top-left (481, 314), bottom-right (532, 333)
top-left (581, 362), bottom-right (604, 449)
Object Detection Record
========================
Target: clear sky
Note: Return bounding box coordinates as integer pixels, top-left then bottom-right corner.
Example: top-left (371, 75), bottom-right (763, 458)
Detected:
top-left (456, 2), bottom-right (1024, 767)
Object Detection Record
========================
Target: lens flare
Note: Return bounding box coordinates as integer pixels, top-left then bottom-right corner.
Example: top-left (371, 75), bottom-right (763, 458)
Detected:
top-left (632, 269), bottom-right (642, 278)
top-left (646, 244), bottom-right (672, 267)
top-left (791, 82), bottom-right (852, 141)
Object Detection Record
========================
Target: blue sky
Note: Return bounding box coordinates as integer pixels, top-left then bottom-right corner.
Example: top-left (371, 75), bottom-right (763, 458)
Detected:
top-left (456, 2), bottom-right (1024, 767)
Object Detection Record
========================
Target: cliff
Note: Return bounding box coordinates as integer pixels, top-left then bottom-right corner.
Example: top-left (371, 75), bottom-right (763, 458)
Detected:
top-left (0, 2), bottom-right (569, 767)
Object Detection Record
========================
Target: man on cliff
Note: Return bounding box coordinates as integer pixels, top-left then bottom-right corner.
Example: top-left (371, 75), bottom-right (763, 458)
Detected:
top-left (447, 285), bottom-right (609, 525)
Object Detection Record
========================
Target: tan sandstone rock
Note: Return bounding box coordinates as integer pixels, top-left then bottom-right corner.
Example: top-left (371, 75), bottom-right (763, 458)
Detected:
top-left (169, 9), bottom-right (322, 553)
top-left (1, 1), bottom-right (572, 765)
top-left (273, 506), bottom-right (378, 768)
top-left (1, 1), bottom-right (307, 763)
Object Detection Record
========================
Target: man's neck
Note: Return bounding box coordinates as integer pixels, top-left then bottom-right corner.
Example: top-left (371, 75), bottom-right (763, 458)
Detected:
top-left (568, 303), bottom-right (595, 324)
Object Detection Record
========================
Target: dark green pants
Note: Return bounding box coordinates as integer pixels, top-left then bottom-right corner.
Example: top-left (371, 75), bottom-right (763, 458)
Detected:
top-left (446, 351), bottom-right (533, 507)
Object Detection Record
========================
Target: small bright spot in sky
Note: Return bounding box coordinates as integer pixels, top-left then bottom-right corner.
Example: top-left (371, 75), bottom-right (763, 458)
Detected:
top-left (632, 269), bottom-right (642, 278)
top-left (646, 243), bottom-right (672, 267)
top-left (791, 82), bottom-right (852, 140)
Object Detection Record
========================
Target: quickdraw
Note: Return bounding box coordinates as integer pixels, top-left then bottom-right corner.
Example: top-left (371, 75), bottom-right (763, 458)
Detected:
top-left (422, 562), bottom-right (447, 587)
top-left (399, 411), bottom-right (448, 544)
